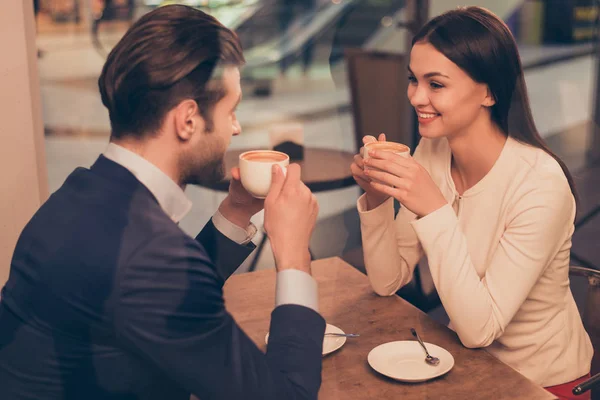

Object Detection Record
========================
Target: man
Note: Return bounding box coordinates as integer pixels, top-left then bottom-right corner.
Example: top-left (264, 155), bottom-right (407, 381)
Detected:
top-left (0, 5), bottom-right (324, 399)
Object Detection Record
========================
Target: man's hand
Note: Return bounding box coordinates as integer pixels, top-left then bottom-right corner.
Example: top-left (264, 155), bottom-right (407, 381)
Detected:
top-left (218, 167), bottom-right (264, 228)
top-left (264, 164), bottom-right (318, 274)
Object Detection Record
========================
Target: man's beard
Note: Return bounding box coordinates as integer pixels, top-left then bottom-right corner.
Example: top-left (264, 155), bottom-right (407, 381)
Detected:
top-left (179, 138), bottom-right (227, 186)
top-left (184, 157), bottom-right (225, 186)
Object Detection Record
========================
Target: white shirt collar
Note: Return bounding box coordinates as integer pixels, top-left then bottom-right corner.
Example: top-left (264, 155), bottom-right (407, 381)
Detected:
top-left (103, 143), bottom-right (192, 223)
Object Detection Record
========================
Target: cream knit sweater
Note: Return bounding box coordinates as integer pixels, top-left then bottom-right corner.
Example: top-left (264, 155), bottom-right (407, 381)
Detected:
top-left (358, 136), bottom-right (593, 386)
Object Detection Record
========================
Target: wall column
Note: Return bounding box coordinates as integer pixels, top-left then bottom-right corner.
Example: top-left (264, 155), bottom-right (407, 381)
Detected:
top-left (0, 1), bottom-right (48, 286)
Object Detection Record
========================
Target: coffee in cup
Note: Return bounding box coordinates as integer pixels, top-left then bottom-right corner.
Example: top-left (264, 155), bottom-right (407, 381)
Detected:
top-left (239, 150), bottom-right (290, 199)
top-left (362, 141), bottom-right (410, 186)
top-left (363, 141), bottom-right (410, 159)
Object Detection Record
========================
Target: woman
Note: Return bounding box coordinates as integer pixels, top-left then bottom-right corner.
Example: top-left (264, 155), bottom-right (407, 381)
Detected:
top-left (351, 6), bottom-right (593, 399)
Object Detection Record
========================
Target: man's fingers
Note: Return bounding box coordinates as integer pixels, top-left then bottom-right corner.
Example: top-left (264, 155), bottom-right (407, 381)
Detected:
top-left (231, 167), bottom-right (241, 181)
top-left (267, 165), bottom-right (285, 199)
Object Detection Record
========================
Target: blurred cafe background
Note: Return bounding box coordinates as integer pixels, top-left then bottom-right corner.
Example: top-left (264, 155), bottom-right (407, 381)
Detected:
top-left (2, 0), bottom-right (600, 369)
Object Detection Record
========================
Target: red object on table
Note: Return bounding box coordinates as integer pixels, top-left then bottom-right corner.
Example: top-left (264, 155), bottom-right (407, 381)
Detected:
top-left (545, 373), bottom-right (591, 400)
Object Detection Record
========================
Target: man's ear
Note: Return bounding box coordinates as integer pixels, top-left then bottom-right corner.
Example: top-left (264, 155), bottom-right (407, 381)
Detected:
top-left (174, 99), bottom-right (205, 141)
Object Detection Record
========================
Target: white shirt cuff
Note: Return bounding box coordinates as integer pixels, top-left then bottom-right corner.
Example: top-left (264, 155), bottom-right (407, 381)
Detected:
top-left (211, 210), bottom-right (257, 245)
top-left (275, 269), bottom-right (319, 312)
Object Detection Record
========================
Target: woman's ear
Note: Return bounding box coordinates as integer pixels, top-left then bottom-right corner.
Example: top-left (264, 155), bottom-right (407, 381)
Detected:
top-left (483, 87), bottom-right (496, 107)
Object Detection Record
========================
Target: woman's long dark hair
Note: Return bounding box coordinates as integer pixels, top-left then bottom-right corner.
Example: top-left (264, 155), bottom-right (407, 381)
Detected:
top-left (412, 6), bottom-right (577, 201)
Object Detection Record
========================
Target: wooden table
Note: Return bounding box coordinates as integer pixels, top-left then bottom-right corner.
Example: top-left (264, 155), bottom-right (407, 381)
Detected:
top-left (224, 257), bottom-right (556, 400)
top-left (200, 147), bottom-right (357, 192)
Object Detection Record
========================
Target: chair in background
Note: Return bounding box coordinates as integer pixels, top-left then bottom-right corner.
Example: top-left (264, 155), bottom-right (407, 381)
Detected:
top-left (571, 162), bottom-right (600, 270)
top-left (344, 48), bottom-right (417, 153)
top-left (570, 266), bottom-right (600, 399)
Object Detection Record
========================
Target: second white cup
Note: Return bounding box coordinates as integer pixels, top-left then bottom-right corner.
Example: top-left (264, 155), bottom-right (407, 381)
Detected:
top-left (239, 150), bottom-right (290, 199)
top-left (363, 141), bottom-right (411, 186)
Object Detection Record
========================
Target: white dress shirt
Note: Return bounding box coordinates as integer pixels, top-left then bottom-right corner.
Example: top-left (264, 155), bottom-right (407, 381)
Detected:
top-left (103, 143), bottom-right (318, 312)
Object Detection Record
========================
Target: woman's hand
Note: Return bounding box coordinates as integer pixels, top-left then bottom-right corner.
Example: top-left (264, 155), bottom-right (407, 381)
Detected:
top-left (363, 149), bottom-right (447, 218)
top-left (350, 133), bottom-right (391, 210)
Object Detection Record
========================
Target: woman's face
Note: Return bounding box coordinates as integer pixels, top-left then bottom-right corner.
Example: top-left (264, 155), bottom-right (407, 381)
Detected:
top-left (407, 42), bottom-right (494, 139)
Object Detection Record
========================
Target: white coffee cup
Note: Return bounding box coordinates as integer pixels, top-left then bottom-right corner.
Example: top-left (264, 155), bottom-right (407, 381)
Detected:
top-left (363, 142), bottom-right (411, 185)
top-left (239, 150), bottom-right (290, 199)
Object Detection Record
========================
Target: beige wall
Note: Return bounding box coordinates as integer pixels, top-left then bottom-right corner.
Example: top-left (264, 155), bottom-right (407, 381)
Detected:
top-left (0, 2), bottom-right (48, 286)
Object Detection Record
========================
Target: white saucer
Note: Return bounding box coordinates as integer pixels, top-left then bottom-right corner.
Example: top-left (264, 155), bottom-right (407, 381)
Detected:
top-left (368, 341), bottom-right (454, 382)
top-left (265, 323), bottom-right (346, 356)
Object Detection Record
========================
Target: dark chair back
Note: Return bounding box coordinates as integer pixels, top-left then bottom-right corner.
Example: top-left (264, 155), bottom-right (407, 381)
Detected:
top-left (570, 265), bottom-right (600, 399)
top-left (344, 48), bottom-right (416, 153)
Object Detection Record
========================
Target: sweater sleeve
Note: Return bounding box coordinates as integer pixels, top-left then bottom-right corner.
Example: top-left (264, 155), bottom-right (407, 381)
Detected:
top-left (357, 140), bottom-right (431, 296)
top-left (411, 175), bottom-right (575, 348)
top-left (358, 197), bottom-right (424, 296)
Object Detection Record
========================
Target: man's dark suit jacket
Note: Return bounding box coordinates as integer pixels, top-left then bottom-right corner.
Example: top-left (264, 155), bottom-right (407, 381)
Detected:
top-left (0, 156), bottom-right (325, 400)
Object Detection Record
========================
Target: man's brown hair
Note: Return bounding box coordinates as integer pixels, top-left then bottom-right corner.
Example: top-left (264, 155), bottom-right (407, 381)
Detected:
top-left (98, 5), bottom-right (245, 139)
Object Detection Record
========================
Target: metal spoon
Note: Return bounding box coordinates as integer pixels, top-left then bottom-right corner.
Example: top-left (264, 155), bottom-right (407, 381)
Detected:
top-left (325, 333), bottom-right (360, 338)
top-left (410, 328), bottom-right (440, 366)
